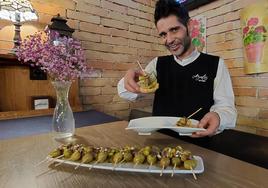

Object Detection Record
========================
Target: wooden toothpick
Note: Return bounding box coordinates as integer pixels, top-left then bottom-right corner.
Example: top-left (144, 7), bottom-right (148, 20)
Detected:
top-left (34, 157), bottom-right (49, 167)
top-left (187, 108), bottom-right (202, 119)
top-left (190, 166), bottom-right (197, 180)
top-left (136, 60), bottom-right (146, 75)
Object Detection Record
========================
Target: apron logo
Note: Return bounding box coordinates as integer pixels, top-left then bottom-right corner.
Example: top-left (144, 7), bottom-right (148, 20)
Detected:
top-left (192, 74), bottom-right (208, 82)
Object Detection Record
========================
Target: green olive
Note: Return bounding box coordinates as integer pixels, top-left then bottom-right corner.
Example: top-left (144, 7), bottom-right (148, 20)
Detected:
top-left (97, 151), bottom-right (108, 163)
top-left (147, 154), bottom-right (157, 165)
top-left (63, 148), bottom-right (73, 158)
top-left (49, 149), bottom-right (62, 158)
top-left (82, 153), bottom-right (94, 164)
top-left (171, 157), bottom-right (181, 166)
top-left (180, 154), bottom-right (188, 162)
top-left (83, 146), bottom-right (93, 154)
top-left (184, 159), bottom-right (197, 170)
top-left (160, 157), bottom-right (170, 168)
top-left (183, 150), bottom-right (192, 156)
top-left (180, 150), bottom-right (192, 161)
top-left (112, 152), bottom-right (123, 164)
top-left (143, 147), bottom-right (151, 156)
top-left (175, 146), bottom-right (183, 152)
top-left (70, 150), bottom-right (81, 161)
top-left (162, 147), bottom-right (173, 158)
top-left (123, 152), bottom-right (133, 162)
top-left (133, 153), bottom-right (145, 164)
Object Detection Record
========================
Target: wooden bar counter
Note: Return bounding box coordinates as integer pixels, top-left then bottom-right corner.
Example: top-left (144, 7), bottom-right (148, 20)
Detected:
top-left (0, 121), bottom-right (267, 188)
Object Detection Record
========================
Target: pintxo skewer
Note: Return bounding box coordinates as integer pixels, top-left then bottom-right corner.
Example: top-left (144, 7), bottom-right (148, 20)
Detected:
top-left (190, 167), bottom-right (197, 180)
top-left (171, 164), bottom-right (176, 177)
top-left (35, 144), bottom-right (69, 167)
top-left (184, 159), bottom-right (198, 180)
top-left (171, 157), bottom-right (181, 177)
top-left (48, 152), bottom-right (64, 163)
top-left (46, 144), bottom-right (199, 179)
top-left (88, 146), bottom-right (109, 170)
top-left (133, 152), bottom-right (145, 168)
top-left (112, 151), bottom-right (123, 170)
top-left (89, 160), bottom-right (98, 170)
top-left (117, 146), bottom-right (135, 168)
top-left (136, 60), bottom-right (146, 75)
top-left (187, 108), bottom-right (203, 119)
top-left (35, 157), bottom-right (49, 167)
top-left (56, 145), bottom-right (75, 167)
top-left (69, 145), bottom-right (83, 169)
top-left (145, 146), bottom-right (158, 172)
top-left (159, 147), bottom-right (172, 176)
top-left (75, 147), bottom-right (94, 170)
top-left (147, 154), bottom-right (157, 172)
top-left (43, 155), bottom-right (64, 165)
top-left (176, 108), bottom-right (203, 127)
top-left (47, 147), bottom-right (64, 163)
top-left (159, 157), bottom-right (170, 176)
top-left (34, 146), bottom-right (64, 167)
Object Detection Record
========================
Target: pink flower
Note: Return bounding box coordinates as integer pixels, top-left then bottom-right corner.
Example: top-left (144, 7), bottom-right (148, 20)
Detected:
top-left (192, 19), bottom-right (199, 26)
top-left (247, 17), bottom-right (258, 26)
top-left (243, 26), bottom-right (249, 34)
top-left (255, 26), bottom-right (266, 33)
top-left (243, 17), bottom-right (267, 46)
top-left (200, 37), bottom-right (205, 45)
top-left (191, 28), bottom-right (200, 38)
top-left (16, 30), bottom-right (87, 82)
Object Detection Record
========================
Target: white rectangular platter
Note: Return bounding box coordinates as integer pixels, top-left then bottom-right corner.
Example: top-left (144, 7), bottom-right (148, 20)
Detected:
top-left (48, 155), bottom-right (204, 174)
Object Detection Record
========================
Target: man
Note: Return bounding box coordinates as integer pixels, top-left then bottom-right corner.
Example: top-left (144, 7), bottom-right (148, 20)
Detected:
top-left (117, 0), bottom-right (237, 138)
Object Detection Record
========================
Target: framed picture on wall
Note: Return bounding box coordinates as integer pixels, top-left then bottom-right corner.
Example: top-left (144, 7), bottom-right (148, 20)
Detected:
top-left (31, 96), bottom-right (53, 110)
top-left (191, 15), bottom-right (207, 53)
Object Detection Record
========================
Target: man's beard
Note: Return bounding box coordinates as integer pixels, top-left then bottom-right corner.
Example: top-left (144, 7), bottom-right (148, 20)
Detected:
top-left (166, 35), bottom-right (191, 57)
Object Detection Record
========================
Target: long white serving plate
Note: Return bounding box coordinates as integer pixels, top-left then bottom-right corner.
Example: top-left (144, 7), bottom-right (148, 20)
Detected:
top-left (48, 155), bottom-right (204, 174)
top-left (126, 116), bottom-right (205, 136)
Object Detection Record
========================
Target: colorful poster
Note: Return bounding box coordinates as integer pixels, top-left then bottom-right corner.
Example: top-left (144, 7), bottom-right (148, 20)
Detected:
top-left (240, 2), bottom-right (268, 74)
top-left (191, 15), bottom-right (206, 53)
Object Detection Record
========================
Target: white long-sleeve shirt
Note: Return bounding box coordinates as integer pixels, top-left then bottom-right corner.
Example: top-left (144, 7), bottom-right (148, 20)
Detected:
top-left (118, 50), bottom-right (237, 131)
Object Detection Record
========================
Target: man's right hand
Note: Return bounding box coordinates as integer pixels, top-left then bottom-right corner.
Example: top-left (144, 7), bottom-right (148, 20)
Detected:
top-left (124, 69), bottom-right (144, 93)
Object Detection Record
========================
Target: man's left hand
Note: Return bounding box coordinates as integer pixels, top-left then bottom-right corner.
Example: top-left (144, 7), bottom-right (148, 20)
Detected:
top-left (191, 112), bottom-right (220, 138)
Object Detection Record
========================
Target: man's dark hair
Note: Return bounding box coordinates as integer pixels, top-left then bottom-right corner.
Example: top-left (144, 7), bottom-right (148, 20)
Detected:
top-left (154, 0), bottom-right (190, 26)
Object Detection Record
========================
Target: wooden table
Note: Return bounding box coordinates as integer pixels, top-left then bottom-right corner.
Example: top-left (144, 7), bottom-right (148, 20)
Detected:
top-left (0, 121), bottom-right (267, 188)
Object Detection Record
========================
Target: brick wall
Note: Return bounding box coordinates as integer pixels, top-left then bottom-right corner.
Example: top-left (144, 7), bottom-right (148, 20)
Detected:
top-left (70, 0), bottom-right (166, 119)
top-left (0, 0), bottom-right (165, 120)
top-left (0, 0), bottom-right (267, 136)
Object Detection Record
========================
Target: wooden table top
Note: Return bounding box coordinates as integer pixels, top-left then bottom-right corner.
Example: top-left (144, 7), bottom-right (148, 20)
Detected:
top-left (0, 121), bottom-right (267, 188)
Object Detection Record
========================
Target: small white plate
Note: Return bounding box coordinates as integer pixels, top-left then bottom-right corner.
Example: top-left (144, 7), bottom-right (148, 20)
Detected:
top-left (48, 155), bottom-right (204, 174)
top-left (126, 116), bottom-right (206, 136)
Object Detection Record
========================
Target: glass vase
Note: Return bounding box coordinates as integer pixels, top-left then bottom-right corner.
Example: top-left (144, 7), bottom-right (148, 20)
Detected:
top-left (51, 81), bottom-right (75, 139)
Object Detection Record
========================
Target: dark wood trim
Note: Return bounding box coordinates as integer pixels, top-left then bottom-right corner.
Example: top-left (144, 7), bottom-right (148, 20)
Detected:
top-left (0, 54), bottom-right (28, 66)
top-left (0, 106), bottom-right (83, 120)
top-left (182, 0), bottom-right (217, 11)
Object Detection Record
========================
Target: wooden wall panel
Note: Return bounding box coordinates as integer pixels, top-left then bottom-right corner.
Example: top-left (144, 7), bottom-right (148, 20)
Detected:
top-left (0, 54), bottom-right (81, 118)
top-left (0, 65), bottom-right (81, 112)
